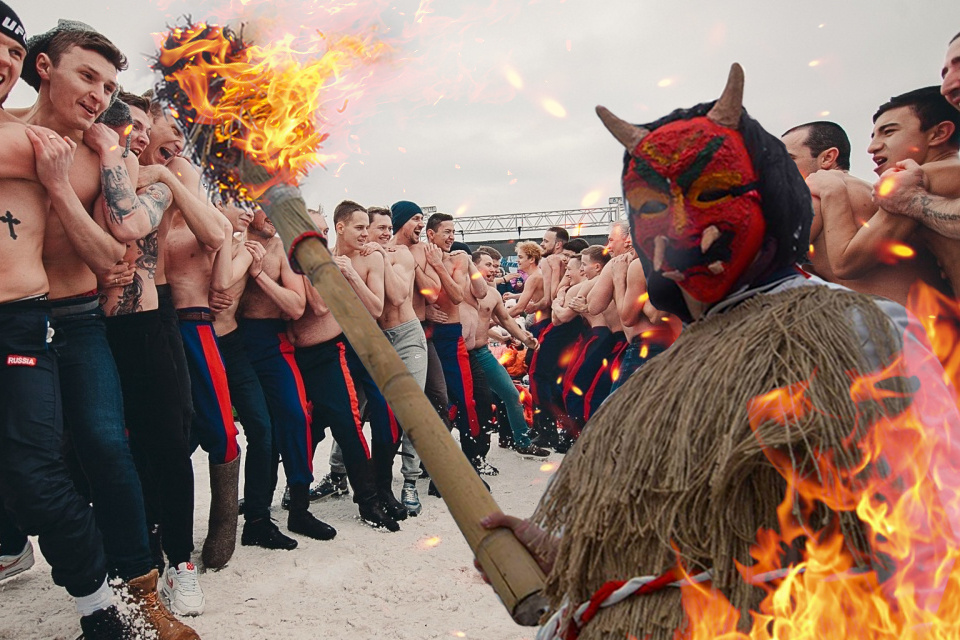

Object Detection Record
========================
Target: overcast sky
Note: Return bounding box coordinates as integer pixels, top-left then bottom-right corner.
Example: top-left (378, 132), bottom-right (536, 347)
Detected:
top-left (10, 0), bottom-right (960, 221)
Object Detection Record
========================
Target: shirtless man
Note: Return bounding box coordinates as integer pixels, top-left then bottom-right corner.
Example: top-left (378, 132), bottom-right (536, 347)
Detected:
top-left (158, 120), bottom-right (253, 573)
top-left (238, 210), bottom-right (337, 540)
top-left (92, 92), bottom-right (219, 616)
top-left (208, 205), bottom-right (298, 551)
top-left (558, 245), bottom-right (626, 452)
top-left (20, 22), bottom-right (205, 637)
top-left (469, 248), bottom-right (548, 458)
top-left (874, 33), bottom-right (960, 230)
top-left (782, 119), bottom-right (946, 305)
top-left (293, 202), bottom-right (401, 532)
top-left (425, 212), bottom-right (494, 476)
top-left (805, 89), bottom-right (960, 304)
top-left (504, 240), bottom-right (545, 320)
top-left (586, 242), bottom-right (676, 392)
top-left (0, 12), bottom-right (196, 639)
top-left (538, 226), bottom-right (568, 326)
top-left (389, 201), bottom-right (447, 460)
top-left (367, 206), bottom-right (429, 515)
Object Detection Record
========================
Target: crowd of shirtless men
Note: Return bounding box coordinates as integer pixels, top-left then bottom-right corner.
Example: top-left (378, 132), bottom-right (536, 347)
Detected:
top-left (1, 3), bottom-right (960, 638)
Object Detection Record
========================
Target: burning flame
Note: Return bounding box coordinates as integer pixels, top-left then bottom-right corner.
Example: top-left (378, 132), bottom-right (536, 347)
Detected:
top-left (419, 535), bottom-right (442, 549)
top-left (581, 190), bottom-right (601, 208)
top-left (155, 22), bottom-right (389, 199)
top-left (878, 240), bottom-right (917, 264)
top-left (674, 316), bottom-right (960, 639)
top-left (542, 97), bottom-right (567, 118)
top-left (540, 463), bottom-right (557, 473)
top-left (878, 178), bottom-right (896, 197)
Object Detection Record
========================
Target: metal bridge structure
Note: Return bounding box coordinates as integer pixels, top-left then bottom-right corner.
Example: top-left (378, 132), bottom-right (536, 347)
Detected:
top-left (428, 197), bottom-right (626, 245)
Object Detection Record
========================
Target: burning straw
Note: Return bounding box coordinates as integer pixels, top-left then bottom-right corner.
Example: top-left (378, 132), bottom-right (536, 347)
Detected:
top-left (152, 19), bottom-right (548, 625)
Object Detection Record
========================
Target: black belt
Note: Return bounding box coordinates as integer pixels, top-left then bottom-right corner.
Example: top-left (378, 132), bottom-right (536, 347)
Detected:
top-left (177, 310), bottom-right (215, 323)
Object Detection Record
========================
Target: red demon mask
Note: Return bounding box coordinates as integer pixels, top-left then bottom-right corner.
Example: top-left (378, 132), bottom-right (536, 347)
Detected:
top-left (598, 65), bottom-right (765, 305)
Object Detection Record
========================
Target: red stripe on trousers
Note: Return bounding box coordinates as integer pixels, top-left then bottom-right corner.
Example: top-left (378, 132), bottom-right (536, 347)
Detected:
top-left (337, 341), bottom-right (370, 459)
top-left (583, 338), bottom-right (628, 420)
top-left (278, 332), bottom-right (314, 474)
top-left (562, 334), bottom-right (595, 396)
top-left (197, 324), bottom-right (240, 462)
top-left (387, 407), bottom-right (400, 443)
top-left (455, 338), bottom-right (481, 436)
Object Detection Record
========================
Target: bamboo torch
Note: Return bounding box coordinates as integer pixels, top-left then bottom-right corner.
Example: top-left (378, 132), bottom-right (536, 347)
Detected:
top-left (153, 21), bottom-right (548, 623)
top-left (246, 164), bottom-right (549, 625)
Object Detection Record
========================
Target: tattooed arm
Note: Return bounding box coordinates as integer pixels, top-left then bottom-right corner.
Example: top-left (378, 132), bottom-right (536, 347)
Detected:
top-left (873, 159), bottom-right (960, 240)
top-left (138, 158), bottom-right (225, 251)
top-left (86, 124), bottom-right (170, 242)
top-left (25, 125), bottom-right (125, 271)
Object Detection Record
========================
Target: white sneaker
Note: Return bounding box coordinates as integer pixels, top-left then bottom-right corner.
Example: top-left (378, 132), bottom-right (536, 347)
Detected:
top-left (0, 540), bottom-right (34, 581)
top-left (160, 562), bottom-right (206, 616)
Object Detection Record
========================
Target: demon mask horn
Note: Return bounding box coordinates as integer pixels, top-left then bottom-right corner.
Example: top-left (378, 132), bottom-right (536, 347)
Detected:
top-left (595, 105), bottom-right (649, 152)
top-left (706, 63), bottom-right (744, 128)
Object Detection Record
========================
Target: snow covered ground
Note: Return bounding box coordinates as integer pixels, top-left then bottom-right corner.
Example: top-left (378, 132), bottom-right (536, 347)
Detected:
top-left (0, 429), bottom-right (559, 640)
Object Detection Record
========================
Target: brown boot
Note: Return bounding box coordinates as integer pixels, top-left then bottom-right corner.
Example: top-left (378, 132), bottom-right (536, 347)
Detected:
top-left (126, 569), bottom-right (201, 640)
top-left (202, 455), bottom-right (240, 569)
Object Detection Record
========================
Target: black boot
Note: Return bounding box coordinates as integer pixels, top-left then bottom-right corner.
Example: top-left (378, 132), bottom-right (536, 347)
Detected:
top-left (78, 606), bottom-right (132, 640)
top-left (358, 498), bottom-right (400, 532)
top-left (242, 518), bottom-right (298, 550)
top-left (372, 442), bottom-right (407, 522)
top-left (286, 484), bottom-right (336, 541)
top-left (343, 454), bottom-right (401, 531)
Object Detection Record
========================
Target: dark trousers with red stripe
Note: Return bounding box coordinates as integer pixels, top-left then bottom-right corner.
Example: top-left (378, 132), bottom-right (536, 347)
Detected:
top-left (239, 319), bottom-right (314, 489)
top-left (296, 334), bottom-right (395, 504)
top-left (563, 327), bottom-right (623, 437)
top-left (530, 319), bottom-right (586, 433)
top-left (217, 328), bottom-right (275, 521)
top-left (583, 331), bottom-right (627, 421)
top-left (431, 322), bottom-right (491, 464)
top-left (178, 309), bottom-right (240, 465)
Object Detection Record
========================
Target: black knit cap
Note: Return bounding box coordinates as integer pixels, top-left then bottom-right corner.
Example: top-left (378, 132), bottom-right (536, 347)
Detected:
top-left (0, 1), bottom-right (26, 49)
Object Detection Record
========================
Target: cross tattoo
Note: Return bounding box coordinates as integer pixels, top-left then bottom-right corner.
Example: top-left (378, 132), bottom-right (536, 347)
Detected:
top-left (1, 211), bottom-right (20, 240)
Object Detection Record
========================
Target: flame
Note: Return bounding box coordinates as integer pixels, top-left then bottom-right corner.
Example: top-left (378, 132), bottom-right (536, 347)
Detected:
top-left (878, 240), bottom-right (917, 264)
top-left (573, 222), bottom-right (584, 237)
top-left (420, 288), bottom-right (435, 296)
top-left (878, 177), bottom-right (896, 197)
top-left (638, 292), bottom-right (650, 305)
top-left (570, 385), bottom-right (583, 396)
top-left (470, 271), bottom-right (483, 280)
top-left (540, 463), bottom-right (557, 473)
top-left (657, 77), bottom-right (674, 88)
top-left (675, 312), bottom-right (960, 639)
top-left (809, 59), bottom-right (822, 67)
top-left (542, 97), bottom-right (567, 118)
top-left (639, 344), bottom-right (649, 359)
top-left (504, 65), bottom-right (524, 90)
top-left (581, 190), bottom-right (601, 208)
top-left (155, 21), bottom-right (389, 198)
top-left (123, 124), bottom-right (133, 136)
top-left (611, 364), bottom-right (621, 383)
top-left (419, 535), bottom-right (442, 549)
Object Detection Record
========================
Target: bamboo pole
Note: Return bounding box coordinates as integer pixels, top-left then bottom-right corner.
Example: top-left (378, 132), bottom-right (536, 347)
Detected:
top-left (248, 167), bottom-right (549, 626)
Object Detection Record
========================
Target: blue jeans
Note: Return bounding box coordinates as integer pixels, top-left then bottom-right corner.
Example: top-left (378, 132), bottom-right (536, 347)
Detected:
top-left (471, 346), bottom-right (531, 447)
top-left (609, 338), bottom-right (669, 393)
top-left (0, 299), bottom-right (108, 597)
top-left (52, 299), bottom-right (152, 582)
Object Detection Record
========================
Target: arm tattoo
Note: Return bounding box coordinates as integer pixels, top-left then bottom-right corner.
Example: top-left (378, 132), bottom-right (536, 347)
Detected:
top-left (101, 164), bottom-right (140, 225)
top-left (919, 195), bottom-right (960, 222)
top-left (140, 183), bottom-right (172, 230)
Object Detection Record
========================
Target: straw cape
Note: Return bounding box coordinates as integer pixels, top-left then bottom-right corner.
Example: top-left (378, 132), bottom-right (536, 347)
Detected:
top-left (531, 281), bottom-right (908, 639)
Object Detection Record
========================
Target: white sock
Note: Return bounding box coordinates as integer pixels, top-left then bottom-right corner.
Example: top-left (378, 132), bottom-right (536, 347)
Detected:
top-left (75, 578), bottom-right (115, 617)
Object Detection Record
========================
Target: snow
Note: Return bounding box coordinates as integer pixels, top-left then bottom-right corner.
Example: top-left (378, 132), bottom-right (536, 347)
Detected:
top-left (0, 430), bottom-right (557, 640)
